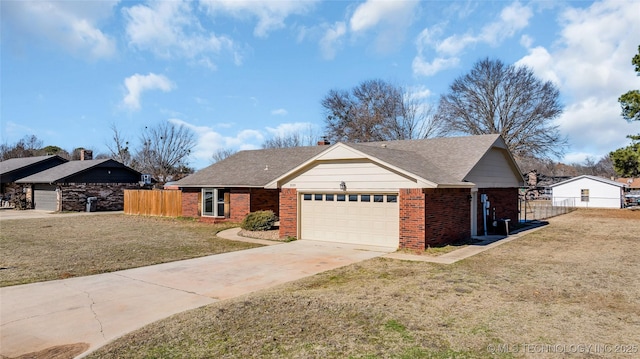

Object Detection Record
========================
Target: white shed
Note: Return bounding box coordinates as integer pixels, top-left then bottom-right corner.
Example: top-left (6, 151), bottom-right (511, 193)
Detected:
top-left (550, 175), bottom-right (627, 209)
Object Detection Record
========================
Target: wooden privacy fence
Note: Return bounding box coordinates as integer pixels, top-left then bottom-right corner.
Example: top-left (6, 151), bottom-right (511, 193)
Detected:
top-left (124, 189), bottom-right (182, 217)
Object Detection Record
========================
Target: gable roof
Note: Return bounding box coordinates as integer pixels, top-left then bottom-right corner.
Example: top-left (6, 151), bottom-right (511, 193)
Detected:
top-left (550, 175), bottom-right (628, 188)
top-left (16, 159), bottom-right (135, 183)
top-left (178, 134), bottom-right (522, 189)
top-left (352, 134), bottom-right (509, 185)
top-left (1, 155), bottom-right (67, 174)
top-left (174, 146), bottom-right (328, 187)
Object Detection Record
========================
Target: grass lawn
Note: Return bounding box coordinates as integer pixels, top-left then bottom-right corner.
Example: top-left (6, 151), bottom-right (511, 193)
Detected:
top-left (0, 214), bottom-right (260, 287)
top-left (86, 208), bottom-right (640, 359)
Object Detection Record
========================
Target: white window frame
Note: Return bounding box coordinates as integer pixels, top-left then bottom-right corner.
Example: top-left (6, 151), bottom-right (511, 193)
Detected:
top-left (202, 188), bottom-right (227, 217)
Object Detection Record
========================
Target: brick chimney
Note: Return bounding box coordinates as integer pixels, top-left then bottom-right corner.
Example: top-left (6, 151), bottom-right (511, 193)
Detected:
top-left (317, 136), bottom-right (330, 146)
top-left (80, 149), bottom-right (93, 161)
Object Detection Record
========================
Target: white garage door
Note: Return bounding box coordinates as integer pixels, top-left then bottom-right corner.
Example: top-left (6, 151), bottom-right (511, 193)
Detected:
top-left (300, 193), bottom-right (399, 248)
top-left (34, 184), bottom-right (57, 211)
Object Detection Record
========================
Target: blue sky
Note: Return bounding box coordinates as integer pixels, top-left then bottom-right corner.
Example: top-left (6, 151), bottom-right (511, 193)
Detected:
top-left (2, 0), bottom-right (639, 170)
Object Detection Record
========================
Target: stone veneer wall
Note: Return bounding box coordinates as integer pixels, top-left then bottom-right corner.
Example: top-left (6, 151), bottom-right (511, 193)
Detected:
top-left (60, 183), bottom-right (140, 212)
top-left (1, 183), bottom-right (32, 209)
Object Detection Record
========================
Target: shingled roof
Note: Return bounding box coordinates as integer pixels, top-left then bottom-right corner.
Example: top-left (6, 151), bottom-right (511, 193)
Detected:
top-left (0, 155), bottom-right (68, 182)
top-left (175, 146), bottom-right (328, 187)
top-left (176, 134), bottom-right (516, 188)
top-left (351, 134), bottom-right (504, 185)
top-left (16, 159), bottom-right (135, 183)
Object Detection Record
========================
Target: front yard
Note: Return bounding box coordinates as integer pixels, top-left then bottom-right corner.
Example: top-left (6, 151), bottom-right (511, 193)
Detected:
top-left (0, 215), bottom-right (260, 287)
top-left (85, 209), bottom-right (640, 358)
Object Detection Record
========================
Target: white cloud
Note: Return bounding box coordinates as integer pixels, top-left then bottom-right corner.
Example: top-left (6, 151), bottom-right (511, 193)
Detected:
top-left (320, 21), bottom-right (347, 60)
top-left (199, 0), bottom-right (317, 38)
top-left (168, 119), bottom-right (264, 169)
top-left (405, 85), bottom-right (432, 102)
top-left (265, 122), bottom-right (317, 138)
top-left (271, 109), bottom-right (288, 116)
top-left (516, 0), bottom-right (640, 160)
top-left (479, 1), bottom-right (532, 45)
top-left (122, 73), bottom-right (175, 111)
top-left (350, 0), bottom-right (417, 32)
top-left (349, 0), bottom-right (418, 53)
top-left (413, 1), bottom-right (533, 76)
top-left (1, 0), bottom-right (117, 59)
top-left (123, 0), bottom-right (241, 67)
top-left (412, 56), bottom-right (459, 77)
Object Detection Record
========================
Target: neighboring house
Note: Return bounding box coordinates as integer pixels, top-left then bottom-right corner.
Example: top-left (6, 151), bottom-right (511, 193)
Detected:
top-left (550, 175), bottom-right (627, 209)
top-left (16, 158), bottom-right (142, 212)
top-left (0, 155), bottom-right (69, 207)
top-left (174, 134), bottom-right (524, 250)
top-left (615, 178), bottom-right (640, 206)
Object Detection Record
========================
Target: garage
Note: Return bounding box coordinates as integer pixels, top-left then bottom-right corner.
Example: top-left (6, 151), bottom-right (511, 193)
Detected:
top-left (300, 193), bottom-right (399, 247)
top-left (33, 184), bottom-right (58, 211)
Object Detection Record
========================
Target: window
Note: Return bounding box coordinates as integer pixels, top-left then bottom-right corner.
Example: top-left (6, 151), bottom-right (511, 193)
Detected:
top-left (337, 194), bottom-right (346, 201)
top-left (386, 195), bottom-right (397, 203)
top-left (303, 194), bottom-right (312, 201)
top-left (315, 194), bottom-right (323, 201)
top-left (581, 189), bottom-right (589, 202)
top-left (373, 195), bottom-right (384, 202)
top-left (325, 194), bottom-right (334, 201)
top-left (349, 194), bottom-right (358, 202)
top-left (360, 194), bottom-right (370, 202)
top-left (202, 188), bottom-right (228, 217)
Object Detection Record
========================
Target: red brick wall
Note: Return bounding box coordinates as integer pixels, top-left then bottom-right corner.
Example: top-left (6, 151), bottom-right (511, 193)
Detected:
top-left (249, 189), bottom-right (279, 215)
top-left (229, 189), bottom-right (250, 222)
top-left (181, 188), bottom-right (200, 217)
top-left (476, 188), bottom-right (519, 235)
top-left (424, 188), bottom-right (471, 246)
top-left (279, 188), bottom-right (297, 238)
top-left (399, 188), bottom-right (426, 250)
top-left (180, 187), bottom-right (279, 224)
top-left (400, 188), bottom-right (471, 249)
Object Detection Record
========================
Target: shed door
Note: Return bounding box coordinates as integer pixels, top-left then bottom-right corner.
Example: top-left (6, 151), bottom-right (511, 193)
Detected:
top-left (34, 184), bottom-right (57, 211)
top-left (300, 193), bottom-right (399, 248)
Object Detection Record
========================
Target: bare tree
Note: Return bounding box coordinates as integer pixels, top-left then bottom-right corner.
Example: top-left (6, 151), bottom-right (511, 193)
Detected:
top-left (435, 58), bottom-right (566, 158)
top-left (106, 124), bottom-right (133, 166)
top-left (211, 148), bottom-right (237, 163)
top-left (261, 125), bottom-right (320, 148)
top-left (0, 135), bottom-right (44, 160)
top-left (133, 121), bottom-right (196, 183)
top-left (321, 79), bottom-right (440, 143)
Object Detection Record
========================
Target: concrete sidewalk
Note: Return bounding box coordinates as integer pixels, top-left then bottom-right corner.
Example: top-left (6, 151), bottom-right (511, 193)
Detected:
top-left (384, 223), bottom-right (548, 264)
top-left (0, 238), bottom-right (394, 358)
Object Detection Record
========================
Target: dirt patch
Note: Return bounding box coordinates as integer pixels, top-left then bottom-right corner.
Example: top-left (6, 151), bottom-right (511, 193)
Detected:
top-left (2, 343), bottom-right (89, 359)
top-left (89, 209), bottom-right (640, 358)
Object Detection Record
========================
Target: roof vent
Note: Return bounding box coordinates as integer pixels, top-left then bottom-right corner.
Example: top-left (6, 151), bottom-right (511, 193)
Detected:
top-left (381, 144), bottom-right (387, 148)
top-left (264, 165), bottom-right (269, 171)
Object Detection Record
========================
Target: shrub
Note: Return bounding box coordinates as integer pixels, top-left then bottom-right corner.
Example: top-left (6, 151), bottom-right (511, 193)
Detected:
top-left (241, 210), bottom-right (278, 231)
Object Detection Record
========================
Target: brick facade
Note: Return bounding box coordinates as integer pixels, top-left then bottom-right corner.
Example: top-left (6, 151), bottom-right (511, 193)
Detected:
top-left (230, 189), bottom-right (250, 222)
top-left (476, 187), bottom-right (519, 235)
top-left (424, 188), bottom-right (471, 246)
top-left (399, 188), bottom-right (426, 250)
top-left (400, 188), bottom-right (472, 250)
top-left (181, 187), bottom-right (280, 224)
top-left (279, 188), bottom-right (297, 239)
top-left (181, 188), bottom-right (200, 218)
top-left (250, 188), bottom-right (279, 214)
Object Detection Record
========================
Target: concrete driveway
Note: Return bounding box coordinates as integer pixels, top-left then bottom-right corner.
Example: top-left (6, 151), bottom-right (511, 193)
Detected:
top-left (0, 234), bottom-right (394, 358)
top-left (0, 208), bottom-right (122, 221)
